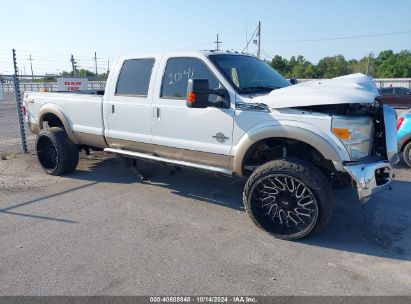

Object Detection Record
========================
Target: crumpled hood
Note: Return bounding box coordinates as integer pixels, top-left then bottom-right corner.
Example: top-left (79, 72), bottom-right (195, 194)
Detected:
top-left (252, 73), bottom-right (379, 108)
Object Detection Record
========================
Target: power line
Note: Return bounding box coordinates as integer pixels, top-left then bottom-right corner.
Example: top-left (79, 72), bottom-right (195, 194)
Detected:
top-left (264, 29), bottom-right (411, 43)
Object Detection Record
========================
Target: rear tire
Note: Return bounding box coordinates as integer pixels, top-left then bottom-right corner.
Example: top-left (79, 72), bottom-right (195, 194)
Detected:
top-left (403, 142), bottom-right (411, 168)
top-left (36, 127), bottom-right (79, 175)
top-left (243, 158), bottom-right (333, 240)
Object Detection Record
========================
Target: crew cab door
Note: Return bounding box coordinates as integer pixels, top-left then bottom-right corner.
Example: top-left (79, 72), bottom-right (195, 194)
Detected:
top-left (104, 57), bottom-right (158, 149)
top-left (151, 56), bottom-right (235, 169)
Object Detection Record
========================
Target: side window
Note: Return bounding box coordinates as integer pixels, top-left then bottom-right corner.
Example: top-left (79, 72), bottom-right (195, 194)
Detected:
top-left (395, 87), bottom-right (407, 95)
top-left (161, 57), bottom-right (220, 101)
top-left (116, 58), bottom-right (155, 96)
top-left (380, 88), bottom-right (393, 94)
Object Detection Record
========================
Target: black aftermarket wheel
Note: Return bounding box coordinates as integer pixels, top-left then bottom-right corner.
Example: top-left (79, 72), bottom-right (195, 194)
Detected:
top-left (36, 127), bottom-right (79, 176)
top-left (243, 158), bottom-right (333, 240)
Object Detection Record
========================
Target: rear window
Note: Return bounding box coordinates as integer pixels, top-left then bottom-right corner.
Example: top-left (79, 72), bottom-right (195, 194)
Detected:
top-left (116, 58), bottom-right (155, 96)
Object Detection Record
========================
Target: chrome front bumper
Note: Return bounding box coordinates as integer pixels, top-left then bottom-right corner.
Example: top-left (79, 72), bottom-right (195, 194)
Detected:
top-left (344, 161), bottom-right (393, 203)
top-left (343, 105), bottom-right (398, 203)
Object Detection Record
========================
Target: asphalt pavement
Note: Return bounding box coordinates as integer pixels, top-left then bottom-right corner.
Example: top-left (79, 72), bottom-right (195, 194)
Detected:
top-left (0, 153), bottom-right (410, 295)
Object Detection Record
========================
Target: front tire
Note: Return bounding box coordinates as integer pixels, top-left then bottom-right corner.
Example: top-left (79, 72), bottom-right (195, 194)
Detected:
top-left (36, 127), bottom-right (79, 175)
top-left (243, 158), bottom-right (333, 240)
top-left (403, 142), bottom-right (411, 168)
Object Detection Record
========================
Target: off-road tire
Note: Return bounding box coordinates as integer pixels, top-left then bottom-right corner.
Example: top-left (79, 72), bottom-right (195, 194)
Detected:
top-left (36, 127), bottom-right (79, 175)
top-left (403, 142), bottom-right (411, 168)
top-left (243, 158), bottom-right (333, 240)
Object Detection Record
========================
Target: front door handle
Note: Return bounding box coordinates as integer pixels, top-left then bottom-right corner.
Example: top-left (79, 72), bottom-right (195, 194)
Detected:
top-left (111, 104), bottom-right (115, 113)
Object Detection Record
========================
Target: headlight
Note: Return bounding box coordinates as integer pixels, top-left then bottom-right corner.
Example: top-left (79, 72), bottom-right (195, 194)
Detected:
top-left (332, 116), bottom-right (374, 160)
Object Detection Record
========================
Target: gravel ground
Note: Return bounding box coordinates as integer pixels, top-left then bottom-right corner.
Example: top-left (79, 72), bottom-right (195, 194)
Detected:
top-left (0, 153), bottom-right (410, 295)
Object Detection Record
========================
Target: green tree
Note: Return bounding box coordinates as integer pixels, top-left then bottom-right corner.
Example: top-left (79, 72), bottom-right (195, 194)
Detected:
top-left (316, 55), bottom-right (349, 78)
top-left (270, 55), bottom-right (288, 75)
top-left (374, 50), bottom-right (411, 77)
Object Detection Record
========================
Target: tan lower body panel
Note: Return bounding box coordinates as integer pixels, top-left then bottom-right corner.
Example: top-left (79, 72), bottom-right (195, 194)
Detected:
top-left (107, 137), bottom-right (231, 169)
top-left (74, 132), bottom-right (108, 149)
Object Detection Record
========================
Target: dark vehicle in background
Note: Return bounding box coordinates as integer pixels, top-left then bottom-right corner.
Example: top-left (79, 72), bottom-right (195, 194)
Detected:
top-left (378, 87), bottom-right (411, 108)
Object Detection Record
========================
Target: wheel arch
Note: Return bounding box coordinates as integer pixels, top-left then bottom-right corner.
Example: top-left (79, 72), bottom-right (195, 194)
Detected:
top-left (399, 135), bottom-right (411, 152)
top-left (231, 124), bottom-right (349, 176)
top-left (38, 104), bottom-right (78, 144)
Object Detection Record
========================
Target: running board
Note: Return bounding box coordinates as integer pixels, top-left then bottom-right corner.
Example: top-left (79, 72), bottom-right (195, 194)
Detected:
top-left (104, 148), bottom-right (233, 176)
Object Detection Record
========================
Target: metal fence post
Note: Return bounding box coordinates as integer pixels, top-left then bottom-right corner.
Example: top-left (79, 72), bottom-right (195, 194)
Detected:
top-left (12, 49), bottom-right (28, 153)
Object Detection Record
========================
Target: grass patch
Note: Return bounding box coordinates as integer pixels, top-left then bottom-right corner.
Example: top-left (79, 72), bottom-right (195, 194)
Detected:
top-left (0, 152), bottom-right (16, 160)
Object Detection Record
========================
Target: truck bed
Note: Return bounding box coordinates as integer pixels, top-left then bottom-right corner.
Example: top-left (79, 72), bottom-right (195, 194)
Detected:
top-left (25, 91), bottom-right (105, 146)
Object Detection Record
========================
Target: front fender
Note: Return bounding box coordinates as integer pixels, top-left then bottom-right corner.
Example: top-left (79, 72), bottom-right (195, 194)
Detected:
top-left (231, 121), bottom-right (350, 176)
top-left (38, 104), bottom-right (78, 144)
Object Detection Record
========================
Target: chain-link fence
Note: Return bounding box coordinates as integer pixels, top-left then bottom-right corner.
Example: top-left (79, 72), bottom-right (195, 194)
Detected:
top-left (0, 75), bottom-right (106, 155)
top-left (0, 75), bottom-right (27, 154)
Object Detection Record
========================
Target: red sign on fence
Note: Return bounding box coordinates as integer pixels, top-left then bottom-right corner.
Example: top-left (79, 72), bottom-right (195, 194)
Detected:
top-left (57, 78), bottom-right (88, 91)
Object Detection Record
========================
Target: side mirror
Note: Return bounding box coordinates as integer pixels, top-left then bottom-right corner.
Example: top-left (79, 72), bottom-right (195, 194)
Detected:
top-left (186, 79), bottom-right (230, 109)
top-left (289, 78), bottom-right (298, 85)
top-left (186, 79), bottom-right (209, 108)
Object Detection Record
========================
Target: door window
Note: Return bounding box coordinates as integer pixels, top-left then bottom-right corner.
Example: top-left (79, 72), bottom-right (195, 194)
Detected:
top-left (395, 87), bottom-right (409, 95)
top-left (161, 57), bottom-right (220, 101)
top-left (379, 88), bottom-right (394, 95)
top-left (116, 58), bottom-right (155, 96)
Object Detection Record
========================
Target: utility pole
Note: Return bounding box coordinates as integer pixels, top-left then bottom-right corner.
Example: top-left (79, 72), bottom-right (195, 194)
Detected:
top-left (214, 34), bottom-right (222, 51)
top-left (27, 54), bottom-right (34, 90)
top-left (94, 51), bottom-right (98, 76)
top-left (257, 21), bottom-right (261, 59)
top-left (366, 52), bottom-right (374, 75)
top-left (70, 54), bottom-right (77, 77)
top-left (107, 59), bottom-right (110, 73)
top-left (28, 54), bottom-right (34, 79)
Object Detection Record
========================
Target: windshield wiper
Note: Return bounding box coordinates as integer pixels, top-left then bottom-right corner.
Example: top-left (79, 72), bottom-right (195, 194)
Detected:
top-left (240, 86), bottom-right (281, 93)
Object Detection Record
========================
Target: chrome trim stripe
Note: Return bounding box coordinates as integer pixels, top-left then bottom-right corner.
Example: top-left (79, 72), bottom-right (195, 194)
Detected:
top-left (104, 148), bottom-right (233, 176)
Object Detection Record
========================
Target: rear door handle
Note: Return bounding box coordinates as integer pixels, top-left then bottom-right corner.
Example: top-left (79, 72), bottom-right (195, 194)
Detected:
top-left (153, 107), bottom-right (160, 119)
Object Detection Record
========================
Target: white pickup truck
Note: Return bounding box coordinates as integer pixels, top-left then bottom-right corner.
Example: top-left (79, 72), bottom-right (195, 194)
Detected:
top-left (24, 51), bottom-right (398, 240)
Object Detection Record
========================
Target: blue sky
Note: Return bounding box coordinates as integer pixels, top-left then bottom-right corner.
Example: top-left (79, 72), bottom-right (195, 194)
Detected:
top-left (1, 0), bottom-right (410, 74)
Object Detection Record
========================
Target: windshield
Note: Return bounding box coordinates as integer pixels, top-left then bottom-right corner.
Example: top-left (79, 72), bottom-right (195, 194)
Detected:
top-left (208, 54), bottom-right (290, 94)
